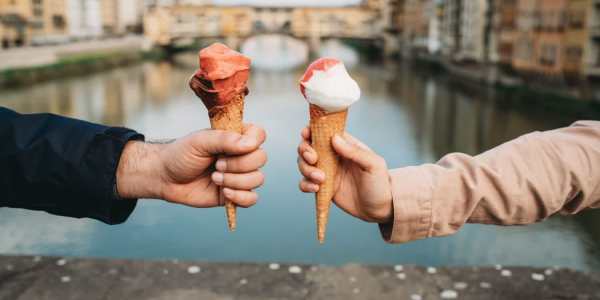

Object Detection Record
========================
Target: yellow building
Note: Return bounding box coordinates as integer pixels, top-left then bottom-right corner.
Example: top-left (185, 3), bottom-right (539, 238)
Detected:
top-left (508, 0), bottom-right (595, 78)
top-left (494, 0), bottom-right (518, 67)
top-left (0, 0), bottom-right (31, 47)
top-left (402, 0), bottom-right (429, 51)
top-left (219, 6), bottom-right (254, 37)
top-left (144, 4), bottom-right (254, 46)
top-left (291, 7), bottom-right (377, 39)
top-left (144, 3), bottom-right (381, 48)
top-left (101, 0), bottom-right (119, 34)
top-left (388, 0), bottom-right (405, 35)
top-left (579, 0), bottom-right (600, 77)
top-left (563, 0), bottom-right (588, 76)
top-left (512, 0), bottom-right (538, 73)
top-left (101, 0), bottom-right (144, 36)
top-left (0, 0), bottom-right (67, 47)
top-left (29, 0), bottom-right (68, 39)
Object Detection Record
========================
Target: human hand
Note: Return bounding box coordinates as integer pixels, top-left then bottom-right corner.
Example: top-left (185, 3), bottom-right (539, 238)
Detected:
top-left (297, 127), bottom-right (393, 223)
top-left (116, 124), bottom-right (267, 208)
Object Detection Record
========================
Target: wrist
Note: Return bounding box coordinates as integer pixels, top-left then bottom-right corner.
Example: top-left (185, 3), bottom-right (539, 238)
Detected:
top-left (377, 172), bottom-right (395, 224)
top-left (116, 141), bottom-right (165, 199)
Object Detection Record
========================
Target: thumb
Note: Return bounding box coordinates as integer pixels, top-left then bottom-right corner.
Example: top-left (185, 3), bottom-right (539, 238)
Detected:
top-left (189, 129), bottom-right (261, 156)
top-left (331, 134), bottom-right (377, 171)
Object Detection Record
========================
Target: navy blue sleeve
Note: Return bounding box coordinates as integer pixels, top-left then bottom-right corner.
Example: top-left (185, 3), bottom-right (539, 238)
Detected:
top-left (0, 107), bottom-right (143, 224)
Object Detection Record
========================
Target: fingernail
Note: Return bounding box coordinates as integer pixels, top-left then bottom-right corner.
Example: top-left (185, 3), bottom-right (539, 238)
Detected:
top-left (212, 172), bottom-right (224, 185)
top-left (311, 171), bottom-right (325, 181)
top-left (222, 187), bottom-right (234, 198)
top-left (215, 159), bottom-right (226, 171)
top-left (239, 136), bottom-right (255, 148)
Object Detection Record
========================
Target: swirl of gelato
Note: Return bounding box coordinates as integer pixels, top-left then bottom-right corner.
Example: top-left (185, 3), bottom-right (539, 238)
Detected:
top-left (189, 43), bottom-right (251, 108)
top-left (300, 58), bottom-right (360, 113)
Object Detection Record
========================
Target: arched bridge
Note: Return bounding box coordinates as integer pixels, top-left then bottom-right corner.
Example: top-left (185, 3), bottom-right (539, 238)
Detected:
top-left (143, 2), bottom-right (392, 53)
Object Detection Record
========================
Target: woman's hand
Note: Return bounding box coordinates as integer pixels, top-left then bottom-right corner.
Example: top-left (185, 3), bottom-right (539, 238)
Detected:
top-left (297, 127), bottom-right (393, 223)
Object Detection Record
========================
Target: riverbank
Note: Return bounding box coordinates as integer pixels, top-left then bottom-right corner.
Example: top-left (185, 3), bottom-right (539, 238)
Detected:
top-left (0, 37), bottom-right (167, 89)
top-left (408, 53), bottom-right (600, 119)
top-left (0, 255), bottom-right (598, 299)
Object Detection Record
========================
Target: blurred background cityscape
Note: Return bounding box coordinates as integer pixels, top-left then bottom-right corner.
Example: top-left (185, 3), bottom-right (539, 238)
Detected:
top-left (1, 0), bottom-right (600, 274)
top-left (2, 0), bottom-right (600, 95)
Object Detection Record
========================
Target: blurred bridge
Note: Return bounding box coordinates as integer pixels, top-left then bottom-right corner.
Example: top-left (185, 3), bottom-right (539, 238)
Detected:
top-left (143, 1), bottom-right (393, 53)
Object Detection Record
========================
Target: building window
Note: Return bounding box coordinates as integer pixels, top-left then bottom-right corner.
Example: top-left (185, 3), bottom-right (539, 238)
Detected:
top-left (33, 8), bottom-right (43, 17)
top-left (567, 10), bottom-right (585, 29)
top-left (540, 44), bottom-right (557, 66)
top-left (53, 15), bottom-right (65, 29)
top-left (565, 46), bottom-right (583, 63)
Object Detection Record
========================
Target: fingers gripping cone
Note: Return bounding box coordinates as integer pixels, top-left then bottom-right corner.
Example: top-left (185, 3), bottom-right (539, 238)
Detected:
top-left (189, 43), bottom-right (251, 231)
top-left (300, 58), bottom-right (360, 243)
top-left (310, 104), bottom-right (347, 243)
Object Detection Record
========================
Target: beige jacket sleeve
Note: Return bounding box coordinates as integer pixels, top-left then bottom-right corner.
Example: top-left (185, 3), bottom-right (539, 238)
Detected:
top-left (380, 121), bottom-right (600, 243)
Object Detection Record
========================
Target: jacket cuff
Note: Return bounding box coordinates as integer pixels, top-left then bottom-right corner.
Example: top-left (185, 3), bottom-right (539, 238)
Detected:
top-left (92, 127), bottom-right (144, 224)
top-left (379, 167), bottom-right (433, 243)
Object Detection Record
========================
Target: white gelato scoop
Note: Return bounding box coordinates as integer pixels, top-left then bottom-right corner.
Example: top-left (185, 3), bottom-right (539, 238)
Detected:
top-left (300, 58), bottom-right (360, 113)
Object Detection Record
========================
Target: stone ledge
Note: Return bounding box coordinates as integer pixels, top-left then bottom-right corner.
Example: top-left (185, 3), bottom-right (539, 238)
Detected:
top-left (0, 255), bottom-right (598, 300)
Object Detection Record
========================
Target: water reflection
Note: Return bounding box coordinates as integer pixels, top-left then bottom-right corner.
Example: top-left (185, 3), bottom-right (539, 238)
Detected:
top-left (0, 49), bottom-right (599, 271)
top-left (0, 209), bottom-right (94, 254)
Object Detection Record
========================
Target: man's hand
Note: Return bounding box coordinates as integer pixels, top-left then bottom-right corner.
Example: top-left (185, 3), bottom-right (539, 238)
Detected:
top-left (297, 127), bottom-right (393, 223)
top-left (116, 124), bottom-right (267, 208)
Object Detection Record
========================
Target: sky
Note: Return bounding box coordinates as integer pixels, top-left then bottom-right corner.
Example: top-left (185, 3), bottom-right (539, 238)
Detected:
top-left (213, 0), bottom-right (362, 7)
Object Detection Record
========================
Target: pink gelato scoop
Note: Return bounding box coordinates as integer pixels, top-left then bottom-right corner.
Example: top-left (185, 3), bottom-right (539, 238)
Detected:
top-left (189, 43), bottom-right (251, 108)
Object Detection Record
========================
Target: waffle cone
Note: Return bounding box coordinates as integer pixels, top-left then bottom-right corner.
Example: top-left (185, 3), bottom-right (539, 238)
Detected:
top-left (309, 104), bottom-right (347, 243)
top-left (209, 94), bottom-right (245, 231)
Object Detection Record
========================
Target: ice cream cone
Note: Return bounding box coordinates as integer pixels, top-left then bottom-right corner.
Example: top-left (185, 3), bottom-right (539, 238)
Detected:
top-left (189, 43), bottom-right (251, 232)
top-left (208, 94), bottom-right (245, 231)
top-left (309, 104), bottom-right (348, 243)
top-left (300, 57), bottom-right (359, 243)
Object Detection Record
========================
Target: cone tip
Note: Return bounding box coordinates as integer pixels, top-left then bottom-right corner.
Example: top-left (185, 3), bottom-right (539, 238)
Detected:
top-left (318, 232), bottom-right (325, 244)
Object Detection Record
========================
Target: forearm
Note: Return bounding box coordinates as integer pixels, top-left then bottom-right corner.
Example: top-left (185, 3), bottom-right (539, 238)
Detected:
top-left (381, 121), bottom-right (600, 243)
top-left (0, 107), bottom-right (143, 224)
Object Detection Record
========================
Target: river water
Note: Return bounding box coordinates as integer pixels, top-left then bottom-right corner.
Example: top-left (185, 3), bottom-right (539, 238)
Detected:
top-left (1, 39), bottom-right (599, 271)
